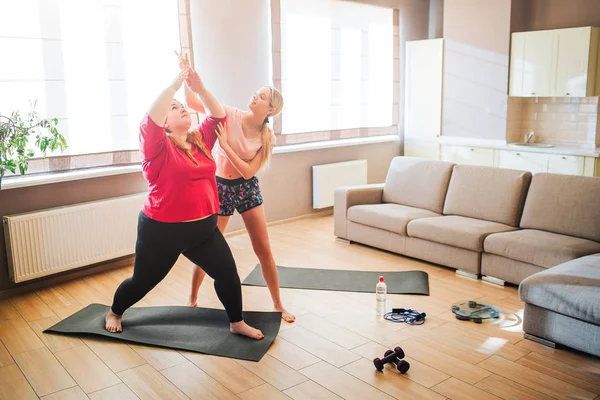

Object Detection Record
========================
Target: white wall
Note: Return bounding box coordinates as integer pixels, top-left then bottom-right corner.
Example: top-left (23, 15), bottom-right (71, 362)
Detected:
top-left (188, 0), bottom-right (272, 109)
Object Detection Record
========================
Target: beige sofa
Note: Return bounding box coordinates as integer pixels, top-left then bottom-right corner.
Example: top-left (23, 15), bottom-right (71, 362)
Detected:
top-left (334, 156), bottom-right (600, 284)
top-left (334, 156), bottom-right (600, 356)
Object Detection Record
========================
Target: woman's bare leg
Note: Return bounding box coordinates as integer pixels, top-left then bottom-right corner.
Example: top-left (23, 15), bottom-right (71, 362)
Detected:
top-left (241, 205), bottom-right (295, 322)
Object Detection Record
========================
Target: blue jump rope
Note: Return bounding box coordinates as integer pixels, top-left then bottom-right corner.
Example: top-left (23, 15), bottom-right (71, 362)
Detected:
top-left (383, 308), bottom-right (426, 325)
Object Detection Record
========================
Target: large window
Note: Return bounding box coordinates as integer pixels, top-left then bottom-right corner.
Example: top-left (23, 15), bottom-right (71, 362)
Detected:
top-left (279, 0), bottom-right (394, 135)
top-left (0, 0), bottom-right (181, 160)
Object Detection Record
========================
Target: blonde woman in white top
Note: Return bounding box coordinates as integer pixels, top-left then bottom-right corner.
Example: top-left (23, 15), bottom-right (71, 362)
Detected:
top-left (178, 53), bottom-right (295, 322)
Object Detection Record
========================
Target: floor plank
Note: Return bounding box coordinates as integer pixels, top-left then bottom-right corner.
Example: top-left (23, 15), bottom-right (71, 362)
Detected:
top-left (14, 347), bottom-right (77, 397)
top-left (342, 358), bottom-right (446, 400)
top-left (515, 339), bottom-right (600, 375)
top-left (129, 344), bottom-right (188, 371)
top-left (28, 316), bottom-right (85, 353)
top-left (299, 361), bottom-right (395, 400)
top-left (181, 351), bottom-right (265, 394)
top-left (117, 364), bottom-right (188, 400)
top-left (0, 364), bottom-right (39, 400)
top-left (266, 336), bottom-right (321, 371)
top-left (283, 381), bottom-right (342, 400)
top-left (10, 293), bottom-right (56, 322)
top-left (351, 341), bottom-right (450, 388)
top-left (236, 354), bottom-right (308, 391)
top-left (37, 287), bottom-right (79, 311)
top-left (400, 339), bottom-right (492, 385)
top-left (475, 374), bottom-right (555, 400)
top-left (87, 384), bottom-right (139, 400)
top-left (54, 345), bottom-right (121, 394)
top-left (0, 300), bottom-right (21, 323)
top-left (516, 351), bottom-right (600, 395)
top-left (432, 377), bottom-right (503, 400)
top-left (41, 386), bottom-right (90, 400)
top-left (293, 313), bottom-right (370, 349)
top-left (82, 337), bottom-right (146, 373)
top-left (0, 340), bottom-right (14, 367)
top-left (478, 355), bottom-right (596, 399)
top-left (239, 383), bottom-right (291, 400)
top-left (279, 326), bottom-right (361, 368)
top-left (160, 361), bottom-right (239, 400)
top-left (0, 317), bottom-right (46, 355)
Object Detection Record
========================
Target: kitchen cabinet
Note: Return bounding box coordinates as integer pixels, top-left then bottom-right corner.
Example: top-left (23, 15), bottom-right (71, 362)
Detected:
top-left (440, 145), bottom-right (495, 167)
top-left (547, 154), bottom-right (585, 175)
top-left (555, 27), bottom-right (598, 97)
top-left (404, 38), bottom-right (443, 159)
top-left (496, 150), bottom-right (549, 173)
top-left (509, 26), bottom-right (600, 97)
top-left (496, 150), bottom-right (586, 175)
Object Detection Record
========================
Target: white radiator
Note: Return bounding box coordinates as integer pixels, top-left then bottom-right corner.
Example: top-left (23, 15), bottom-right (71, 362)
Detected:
top-left (2, 193), bottom-right (147, 283)
top-left (312, 160), bottom-right (368, 209)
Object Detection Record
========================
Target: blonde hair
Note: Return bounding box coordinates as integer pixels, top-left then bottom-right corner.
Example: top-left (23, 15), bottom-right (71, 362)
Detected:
top-left (259, 86), bottom-right (284, 168)
top-left (168, 130), bottom-right (214, 165)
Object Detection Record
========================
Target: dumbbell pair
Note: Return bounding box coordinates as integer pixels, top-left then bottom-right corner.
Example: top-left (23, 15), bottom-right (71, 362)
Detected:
top-left (373, 346), bottom-right (410, 373)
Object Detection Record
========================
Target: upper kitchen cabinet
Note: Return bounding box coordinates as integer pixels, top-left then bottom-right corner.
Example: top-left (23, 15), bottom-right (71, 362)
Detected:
top-left (510, 30), bottom-right (555, 97)
top-left (555, 27), bottom-right (599, 96)
top-left (509, 27), bottom-right (600, 97)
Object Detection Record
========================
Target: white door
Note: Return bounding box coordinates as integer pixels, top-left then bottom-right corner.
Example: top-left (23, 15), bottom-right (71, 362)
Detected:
top-left (522, 30), bottom-right (556, 97)
top-left (554, 27), bottom-right (592, 97)
top-left (404, 39), bottom-right (443, 142)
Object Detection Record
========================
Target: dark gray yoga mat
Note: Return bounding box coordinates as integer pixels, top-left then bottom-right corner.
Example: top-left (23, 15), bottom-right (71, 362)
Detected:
top-left (44, 304), bottom-right (281, 362)
top-left (243, 265), bottom-right (430, 295)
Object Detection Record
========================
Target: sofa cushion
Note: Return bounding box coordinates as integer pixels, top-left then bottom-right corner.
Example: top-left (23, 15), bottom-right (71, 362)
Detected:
top-left (348, 204), bottom-right (440, 236)
top-left (484, 229), bottom-right (600, 269)
top-left (519, 254), bottom-right (600, 324)
top-left (520, 173), bottom-right (600, 243)
top-left (382, 157), bottom-right (455, 214)
top-left (443, 165), bottom-right (531, 227)
top-left (406, 216), bottom-right (517, 252)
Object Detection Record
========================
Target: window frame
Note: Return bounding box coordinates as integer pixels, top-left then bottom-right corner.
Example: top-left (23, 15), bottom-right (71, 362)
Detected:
top-left (270, 0), bottom-right (400, 146)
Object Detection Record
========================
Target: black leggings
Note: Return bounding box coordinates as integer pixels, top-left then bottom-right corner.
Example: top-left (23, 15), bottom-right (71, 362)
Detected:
top-left (111, 211), bottom-right (243, 322)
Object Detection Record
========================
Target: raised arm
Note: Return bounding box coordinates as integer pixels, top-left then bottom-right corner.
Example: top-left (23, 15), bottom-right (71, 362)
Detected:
top-left (175, 51), bottom-right (225, 118)
top-left (140, 68), bottom-right (189, 162)
top-left (184, 84), bottom-right (206, 114)
top-left (215, 122), bottom-right (268, 179)
top-left (148, 68), bottom-right (189, 124)
top-left (186, 70), bottom-right (225, 118)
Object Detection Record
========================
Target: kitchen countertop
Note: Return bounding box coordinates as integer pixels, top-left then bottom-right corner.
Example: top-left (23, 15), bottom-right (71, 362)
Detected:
top-left (438, 137), bottom-right (600, 158)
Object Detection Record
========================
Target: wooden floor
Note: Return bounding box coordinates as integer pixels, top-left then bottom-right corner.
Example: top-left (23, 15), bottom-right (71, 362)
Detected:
top-left (1, 215), bottom-right (599, 400)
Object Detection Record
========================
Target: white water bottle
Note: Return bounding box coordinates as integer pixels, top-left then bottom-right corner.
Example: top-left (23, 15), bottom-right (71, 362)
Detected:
top-left (376, 276), bottom-right (387, 317)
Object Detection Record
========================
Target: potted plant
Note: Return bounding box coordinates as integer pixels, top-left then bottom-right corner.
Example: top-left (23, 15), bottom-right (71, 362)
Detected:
top-left (0, 102), bottom-right (68, 189)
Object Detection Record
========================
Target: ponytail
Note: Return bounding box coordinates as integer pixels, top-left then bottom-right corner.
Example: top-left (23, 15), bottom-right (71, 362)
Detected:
top-left (259, 121), bottom-right (273, 168)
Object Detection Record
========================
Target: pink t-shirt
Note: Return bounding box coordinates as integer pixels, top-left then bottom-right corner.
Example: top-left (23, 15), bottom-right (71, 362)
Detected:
top-left (212, 105), bottom-right (275, 162)
top-left (139, 113), bottom-right (225, 223)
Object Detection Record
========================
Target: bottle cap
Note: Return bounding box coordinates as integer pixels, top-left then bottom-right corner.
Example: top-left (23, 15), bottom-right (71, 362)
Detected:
top-left (379, 276), bottom-right (384, 282)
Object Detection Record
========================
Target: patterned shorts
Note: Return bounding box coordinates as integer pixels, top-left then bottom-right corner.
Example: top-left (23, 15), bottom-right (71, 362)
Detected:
top-left (216, 176), bottom-right (263, 216)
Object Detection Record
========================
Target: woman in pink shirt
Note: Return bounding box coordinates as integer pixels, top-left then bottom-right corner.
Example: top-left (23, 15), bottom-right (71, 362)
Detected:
top-left (178, 54), bottom-right (295, 322)
top-left (104, 66), bottom-right (264, 340)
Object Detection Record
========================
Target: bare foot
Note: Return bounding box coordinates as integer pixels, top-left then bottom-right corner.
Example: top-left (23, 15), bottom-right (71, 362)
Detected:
top-left (275, 306), bottom-right (295, 323)
top-left (230, 321), bottom-right (264, 340)
top-left (186, 297), bottom-right (197, 307)
top-left (105, 309), bottom-right (122, 333)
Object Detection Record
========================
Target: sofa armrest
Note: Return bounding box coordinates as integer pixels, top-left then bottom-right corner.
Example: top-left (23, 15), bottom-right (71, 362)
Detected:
top-left (334, 183), bottom-right (384, 239)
